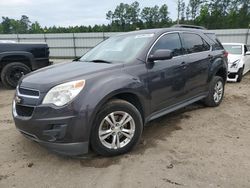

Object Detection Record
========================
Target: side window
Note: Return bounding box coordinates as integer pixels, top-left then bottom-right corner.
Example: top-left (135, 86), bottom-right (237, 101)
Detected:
top-left (202, 39), bottom-right (211, 51)
top-left (204, 33), bottom-right (224, 50)
top-left (247, 45), bottom-right (250, 51)
top-left (181, 33), bottom-right (210, 54)
top-left (151, 33), bottom-right (183, 57)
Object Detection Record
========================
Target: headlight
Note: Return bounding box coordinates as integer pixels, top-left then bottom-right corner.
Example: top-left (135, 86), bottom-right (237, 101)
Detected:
top-left (42, 80), bottom-right (85, 106)
top-left (230, 59), bottom-right (240, 68)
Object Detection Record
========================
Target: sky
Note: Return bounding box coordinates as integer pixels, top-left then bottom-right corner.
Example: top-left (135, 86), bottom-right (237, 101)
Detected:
top-left (0, 0), bottom-right (188, 27)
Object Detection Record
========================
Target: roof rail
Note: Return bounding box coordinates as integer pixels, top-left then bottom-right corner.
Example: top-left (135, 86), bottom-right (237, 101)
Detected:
top-left (172, 24), bottom-right (207, 30)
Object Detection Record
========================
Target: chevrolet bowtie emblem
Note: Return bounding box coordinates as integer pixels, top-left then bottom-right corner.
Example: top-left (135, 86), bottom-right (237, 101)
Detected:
top-left (15, 96), bottom-right (22, 104)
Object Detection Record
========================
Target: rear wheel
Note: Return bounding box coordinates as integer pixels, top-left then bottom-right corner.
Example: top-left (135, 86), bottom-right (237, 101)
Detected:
top-left (90, 99), bottom-right (143, 156)
top-left (1, 62), bottom-right (31, 89)
top-left (204, 76), bottom-right (225, 107)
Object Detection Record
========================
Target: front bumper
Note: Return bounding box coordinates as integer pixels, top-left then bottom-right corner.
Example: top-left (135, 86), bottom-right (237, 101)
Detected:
top-left (227, 72), bottom-right (238, 82)
top-left (18, 128), bottom-right (88, 155)
top-left (13, 99), bottom-right (90, 156)
top-left (227, 65), bottom-right (240, 82)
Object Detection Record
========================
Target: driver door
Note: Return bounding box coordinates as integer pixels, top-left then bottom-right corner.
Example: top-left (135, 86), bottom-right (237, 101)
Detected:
top-left (147, 32), bottom-right (188, 113)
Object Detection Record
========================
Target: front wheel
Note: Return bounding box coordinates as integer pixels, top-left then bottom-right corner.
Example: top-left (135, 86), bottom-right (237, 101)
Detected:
top-left (204, 76), bottom-right (225, 107)
top-left (90, 99), bottom-right (143, 156)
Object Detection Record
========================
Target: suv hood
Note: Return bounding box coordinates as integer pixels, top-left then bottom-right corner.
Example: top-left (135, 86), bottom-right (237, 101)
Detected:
top-left (20, 61), bottom-right (122, 92)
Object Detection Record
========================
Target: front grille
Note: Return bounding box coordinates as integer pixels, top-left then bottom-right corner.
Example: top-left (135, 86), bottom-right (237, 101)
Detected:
top-left (16, 104), bottom-right (34, 117)
top-left (19, 87), bottom-right (39, 97)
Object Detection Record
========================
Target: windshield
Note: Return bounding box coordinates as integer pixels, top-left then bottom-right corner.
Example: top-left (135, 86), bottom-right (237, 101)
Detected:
top-left (223, 45), bottom-right (242, 55)
top-left (80, 33), bottom-right (154, 63)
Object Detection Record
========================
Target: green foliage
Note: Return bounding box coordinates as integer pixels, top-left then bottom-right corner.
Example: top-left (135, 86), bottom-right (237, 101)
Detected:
top-left (194, 0), bottom-right (250, 29)
top-left (0, 0), bottom-right (249, 34)
top-left (189, 0), bottom-right (203, 20)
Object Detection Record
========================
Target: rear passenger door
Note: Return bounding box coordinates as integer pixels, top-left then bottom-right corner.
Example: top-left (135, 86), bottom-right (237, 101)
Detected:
top-left (180, 32), bottom-right (211, 99)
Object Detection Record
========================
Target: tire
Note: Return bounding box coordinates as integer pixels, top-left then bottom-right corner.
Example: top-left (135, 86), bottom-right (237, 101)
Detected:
top-left (204, 76), bottom-right (225, 107)
top-left (90, 99), bottom-right (143, 156)
top-left (236, 66), bottom-right (244, 82)
top-left (1, 62), bottom-right (31, 89)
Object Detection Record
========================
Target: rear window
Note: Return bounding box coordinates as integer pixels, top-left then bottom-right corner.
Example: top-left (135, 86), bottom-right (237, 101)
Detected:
top-left (223, 45), bottom-right (242, 55)
top-left (205, 33), bottom-right (224, 50)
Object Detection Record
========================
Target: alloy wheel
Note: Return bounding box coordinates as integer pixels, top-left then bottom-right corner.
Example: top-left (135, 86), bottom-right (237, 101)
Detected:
top-left (98, 111), bottom-right (135, 149)
top-left (213, 80), bottom-right (223, 103)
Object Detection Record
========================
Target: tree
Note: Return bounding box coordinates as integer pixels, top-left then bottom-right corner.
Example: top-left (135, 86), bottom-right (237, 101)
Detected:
top-left (180, 1), bottom-right (186, 22)
top-left (159, 4), bottom-right (171, 26)
top-left (0, 0), bottom-right (249, 34)
top-left (189, 0), bottom-right (202, 20)
top-left (1, 17), bottom-right (11, 34)
top-left (106, 11), bottom-right (113, 24)
top-left (237, 1), bottom-right (250, 28)
top-left (195, 5), bottom-right (210, 28)
top-left (107, 1), bottom-right (142, 31)
top-left (176, 0), bottom-right (186, 24)
top-left (112, 3), bottom-right (129, 30)
top-left (186, 6), bottom-right (191, 21)
top-left (127, 1), bottom-right (140, 25)
top-left (10, 19), bottom-right (20, 34)
top-left (19, 15), bottom-right (31, 33)
top-left (141, 6), bottom-right (160, 28)
top-left (30, 21), bottom-right (43, 33)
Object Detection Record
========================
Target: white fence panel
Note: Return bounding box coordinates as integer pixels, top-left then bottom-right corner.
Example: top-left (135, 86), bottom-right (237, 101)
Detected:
top-left (0, 29), bottom-right (249, 58)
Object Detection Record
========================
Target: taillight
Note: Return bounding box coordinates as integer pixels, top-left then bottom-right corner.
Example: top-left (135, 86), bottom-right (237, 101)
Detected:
top-left (224, 51), bottom-right (228, 58)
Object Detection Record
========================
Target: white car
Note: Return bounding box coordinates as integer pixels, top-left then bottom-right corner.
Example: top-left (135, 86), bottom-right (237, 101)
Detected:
top-left (222, 43), bottom-right (250, 82)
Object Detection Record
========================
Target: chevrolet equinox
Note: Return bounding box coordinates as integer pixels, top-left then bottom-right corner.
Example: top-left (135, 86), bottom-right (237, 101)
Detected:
top-left (13, 26), bottom-right (228, 156)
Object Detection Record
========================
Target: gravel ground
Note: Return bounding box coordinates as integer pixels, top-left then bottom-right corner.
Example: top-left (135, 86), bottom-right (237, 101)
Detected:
top-left (0, 63), bottom-right (250, 188)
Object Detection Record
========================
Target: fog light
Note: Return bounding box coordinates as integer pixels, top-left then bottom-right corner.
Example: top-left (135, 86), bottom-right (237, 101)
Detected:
top-left (43, 124), bottom-right (67, 142)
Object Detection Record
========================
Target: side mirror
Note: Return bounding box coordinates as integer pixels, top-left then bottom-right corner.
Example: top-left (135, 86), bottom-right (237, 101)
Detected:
top-left (148, 49), bottom-right (173, 62)
top-left (245, 51), bottom-right (250, 55)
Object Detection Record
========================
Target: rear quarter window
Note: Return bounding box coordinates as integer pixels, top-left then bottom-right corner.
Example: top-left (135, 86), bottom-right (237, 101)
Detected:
top-left (204, 33), bottom-right (224, 50)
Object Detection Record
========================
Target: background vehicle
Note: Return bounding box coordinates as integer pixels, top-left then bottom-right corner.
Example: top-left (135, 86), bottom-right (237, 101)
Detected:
top-left (13, 26), bottom-right (228, 156)
top-left (222, 43), bottom-right (250, 82)
top-left (0, 41), bottom-right (52, 88)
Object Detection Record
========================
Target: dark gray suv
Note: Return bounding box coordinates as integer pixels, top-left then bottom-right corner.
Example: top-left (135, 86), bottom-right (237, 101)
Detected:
top-left (13, 26), bottom-right (228, 156)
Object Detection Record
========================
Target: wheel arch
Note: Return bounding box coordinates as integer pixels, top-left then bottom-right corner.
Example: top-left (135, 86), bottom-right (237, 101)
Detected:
top-left (90, 90), bottom-right (146, 126)
top-left (208, 57), bottom-right (227, 83)
top-left (215, 67), bottom-right (227, 83)
top-left (0, 52), bottom-right (35, 71)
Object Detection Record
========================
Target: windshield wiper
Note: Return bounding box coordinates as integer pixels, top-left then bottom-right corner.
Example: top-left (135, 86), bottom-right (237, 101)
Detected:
top-left (89, 59), bottom-right (112, 64)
